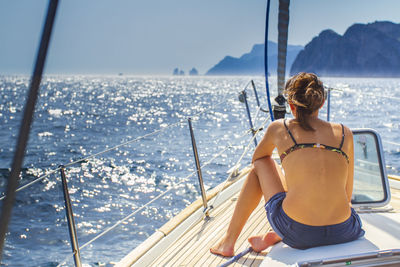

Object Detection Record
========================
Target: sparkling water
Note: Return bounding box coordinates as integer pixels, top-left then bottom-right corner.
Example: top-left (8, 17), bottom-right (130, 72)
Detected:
top-left (0, 76), bottom-right (399, 266)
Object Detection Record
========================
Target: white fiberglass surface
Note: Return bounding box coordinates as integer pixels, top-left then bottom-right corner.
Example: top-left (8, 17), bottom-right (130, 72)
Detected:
top-left (261, 212), bottom-right (400, 267)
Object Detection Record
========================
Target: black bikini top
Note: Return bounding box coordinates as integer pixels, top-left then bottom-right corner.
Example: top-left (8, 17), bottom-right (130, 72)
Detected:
top-left (280, 119), bottom-right (349, 163)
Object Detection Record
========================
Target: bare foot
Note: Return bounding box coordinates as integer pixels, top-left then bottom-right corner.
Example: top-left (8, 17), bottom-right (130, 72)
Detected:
top-left (248, 231), bottom-right (282, 252)
top-left (210, 237), bottom-right (235, 257)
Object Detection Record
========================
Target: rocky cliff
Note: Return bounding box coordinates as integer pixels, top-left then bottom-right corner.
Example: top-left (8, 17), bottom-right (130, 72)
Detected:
top-left (290, 21), bottom-right (400, 77)
top-left (206, 41), bottom-right (303, 75)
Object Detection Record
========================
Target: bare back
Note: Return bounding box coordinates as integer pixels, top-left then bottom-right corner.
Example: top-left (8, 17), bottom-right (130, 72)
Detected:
top-left (255, 118), bottom-right (354, 226)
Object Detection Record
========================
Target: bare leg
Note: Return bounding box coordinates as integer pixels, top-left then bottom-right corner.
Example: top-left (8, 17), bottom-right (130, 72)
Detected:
top-left (247, 157), bottom-right (286, 252)
top-left (210, 168), bottom-right (262, 256)
top-left (210, 156), bottom-right (285, 256)
top-left (253, 156), bottom-right (286, 201)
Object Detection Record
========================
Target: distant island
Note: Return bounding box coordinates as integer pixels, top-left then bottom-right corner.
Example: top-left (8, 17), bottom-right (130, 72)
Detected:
top-left (173, 68), bottom-right (185, 75)
top-left (173, 67), bottom-right (199, 76)
top-left (189, 68), bottom-right (199, 75)
top-left (291, 21), bottom-right (400, 77)
top-left (206, 41), bottom-right (303, 75)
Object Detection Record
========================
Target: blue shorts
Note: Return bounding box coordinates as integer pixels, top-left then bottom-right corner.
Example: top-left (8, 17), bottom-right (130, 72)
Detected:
top-left (265, 192), bottom-right (365, 250)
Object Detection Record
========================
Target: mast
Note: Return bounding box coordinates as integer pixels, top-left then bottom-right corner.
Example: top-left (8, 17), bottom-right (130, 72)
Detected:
top-left (274, 0), bottom-right (290, 119)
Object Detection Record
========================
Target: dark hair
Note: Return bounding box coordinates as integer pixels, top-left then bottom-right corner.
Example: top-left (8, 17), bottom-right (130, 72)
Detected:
top-left (284, 72), bottom-right (325, 131)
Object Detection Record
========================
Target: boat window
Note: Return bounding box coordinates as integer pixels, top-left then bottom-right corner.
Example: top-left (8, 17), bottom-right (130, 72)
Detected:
top-left (351, 129), bottom-right (390, 206)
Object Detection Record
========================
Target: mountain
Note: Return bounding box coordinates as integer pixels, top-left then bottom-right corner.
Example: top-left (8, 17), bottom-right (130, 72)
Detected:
top-left (206, 41), bottom-right (303, 75)
top-left (290, 21), bottom-right (400, 77)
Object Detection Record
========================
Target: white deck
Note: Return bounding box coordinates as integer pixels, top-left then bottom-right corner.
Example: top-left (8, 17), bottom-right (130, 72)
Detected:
top-left (118, 182), bottom-right (400, 266)
top-left (261, 212), bottom-right (400, 266)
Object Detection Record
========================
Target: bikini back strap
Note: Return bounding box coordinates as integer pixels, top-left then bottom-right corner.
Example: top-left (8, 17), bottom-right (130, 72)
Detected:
top-left (284, 119), bottom-right (297, 145)
top-left (339, 124), bottom-right (345, 149)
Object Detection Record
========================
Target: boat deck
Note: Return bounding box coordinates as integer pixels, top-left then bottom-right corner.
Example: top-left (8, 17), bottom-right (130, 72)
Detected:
top-left (151, 191), bottom-right (270, 266)
top-left (149, 187), bottom-right (400, 267)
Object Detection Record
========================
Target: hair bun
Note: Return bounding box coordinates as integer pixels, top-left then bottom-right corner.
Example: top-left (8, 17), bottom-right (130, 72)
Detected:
top-left (304, 84), bottom-right (324, 111)
top-left (284, 72), bottom-right (325, 131)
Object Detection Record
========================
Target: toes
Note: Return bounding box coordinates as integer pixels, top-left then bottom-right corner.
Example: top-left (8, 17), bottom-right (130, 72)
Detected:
top-left (210, 247), bottom-right (219, 255)
top-left (210, 247), bottom-right (233, 257)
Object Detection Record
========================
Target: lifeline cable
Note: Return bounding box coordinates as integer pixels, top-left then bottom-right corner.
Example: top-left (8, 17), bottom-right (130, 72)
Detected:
top-left (209, 116), bottom-right (270, 209)
top-left (383, 140), bottom-right (400, 146)
top-left (345, 88), bottom-right (400, 101)
top-left (0, 111), bottom-right (254, 203)
top-left (0, 103), bottom-right (254, 201)
top-left (0, 168), bottom-right (60, 201)
top-left (56, 139), bottom-right (236, 266)
top-left (0, 86), bottom-right (234, 200)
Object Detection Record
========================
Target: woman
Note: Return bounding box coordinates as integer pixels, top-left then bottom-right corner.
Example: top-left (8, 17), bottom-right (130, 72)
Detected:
top-left (210, 72), bottom-right (364, 256)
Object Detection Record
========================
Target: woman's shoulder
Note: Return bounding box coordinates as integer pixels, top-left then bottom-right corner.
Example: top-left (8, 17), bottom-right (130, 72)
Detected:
top-left (327, 121), bottom-right (352, 133)
top-left (267, 118), bottom-right (286, 131)
top-left (325, 122), bottom-right (353, 145)
top-left (264, 119), bottom-right (287, 139)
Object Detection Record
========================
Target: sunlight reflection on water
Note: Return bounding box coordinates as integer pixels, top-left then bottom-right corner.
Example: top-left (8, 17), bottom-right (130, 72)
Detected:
top-left (0, 76), bottom-right (399, 265)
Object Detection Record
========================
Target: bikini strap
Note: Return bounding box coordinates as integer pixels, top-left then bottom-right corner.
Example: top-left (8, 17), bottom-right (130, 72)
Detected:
top-left (339, 123), bottom-right (345, 149)
top-left (283, 119), bottom-right (297, 145)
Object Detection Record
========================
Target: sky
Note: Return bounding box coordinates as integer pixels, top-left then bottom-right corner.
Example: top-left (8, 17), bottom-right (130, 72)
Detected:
top-left (0, 0), bottom-right (400, 75)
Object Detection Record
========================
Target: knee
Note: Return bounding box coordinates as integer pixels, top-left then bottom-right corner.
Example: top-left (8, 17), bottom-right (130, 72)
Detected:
top-left (253, 156), bottom-right (273, 173)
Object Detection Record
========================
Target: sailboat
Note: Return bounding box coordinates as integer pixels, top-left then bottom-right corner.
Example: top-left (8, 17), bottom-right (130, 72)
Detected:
top-left (115, 0), bottom-right (400, 266)
top-left (116, 133), bottom-right (400, 266)
top-left (1, 0), bottom-right (400, 266)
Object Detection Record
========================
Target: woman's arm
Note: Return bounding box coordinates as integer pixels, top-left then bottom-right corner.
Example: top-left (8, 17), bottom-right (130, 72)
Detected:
top-left (345, 127), bottom-right (354, 205)
top-left (251, 120), bottom-right (279, 163)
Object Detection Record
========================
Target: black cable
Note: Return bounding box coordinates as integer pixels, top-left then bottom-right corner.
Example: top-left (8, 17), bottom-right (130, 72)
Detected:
top-left (0, 0), bottom-right (59, 261)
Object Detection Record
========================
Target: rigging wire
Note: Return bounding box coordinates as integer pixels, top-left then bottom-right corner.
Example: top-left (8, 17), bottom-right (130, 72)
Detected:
top-left (53, 81), bottom-right (400, 265)
top-left (56, 134), bottom-right (238, 266)
top-left (0, 83), bottom-right (241, 200)
top-left (0, 168), bottom-right (61, 201)
top-left (57, 103), bottom-right (268, 265)
top-left (0, 123), bottom-right (183, 201)
top-left (209, 116), bottom-right (270, 209)
top-left (345, 88), bottom-right (400, 102)
top-left (0, 108), bottom-right (255, 202)
top-left (324, 85), bottom-right (400, 101)
top-left (6, 82), bottom-right (398, 202)
top-left (253, 105), bottom-right (268, 126)
top-left (384, 140), bottom-right (400, 147)
top-left (3, 73), bottom-right (268, 263)
top-left (80, 138), bottom-right (233, 251)
top-left (264, 0), bottom-right (274, 121)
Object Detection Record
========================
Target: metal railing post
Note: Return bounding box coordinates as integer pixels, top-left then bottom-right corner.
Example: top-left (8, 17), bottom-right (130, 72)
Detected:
top-left (241, 91), bottom-right (258, 147)
top-left (187, 118), bottom-right (209, 216)
top-left (251, 80), bottom-right (261, 107)
top-left (327, 87), bottom-right (331, 122)
top-left (59, 166), bottom-right (82, 267)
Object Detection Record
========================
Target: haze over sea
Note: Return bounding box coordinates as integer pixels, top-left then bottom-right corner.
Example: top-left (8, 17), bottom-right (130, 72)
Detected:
top-left (0, 75), bottom-right (399, 266)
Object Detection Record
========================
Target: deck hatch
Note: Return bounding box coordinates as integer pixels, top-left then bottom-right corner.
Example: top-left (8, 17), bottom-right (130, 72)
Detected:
top-left (351, 129), bottom-right (391, 208)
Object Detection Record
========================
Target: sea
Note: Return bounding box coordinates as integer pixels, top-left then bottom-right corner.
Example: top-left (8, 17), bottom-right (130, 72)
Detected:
top-left (0, 75), bottom-right (399, 266)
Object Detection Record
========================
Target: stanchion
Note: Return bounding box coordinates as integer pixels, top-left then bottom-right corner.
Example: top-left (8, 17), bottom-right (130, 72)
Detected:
top-left (60, 166), bottom-right (82, 267)
top-left (240, 91), bottom-right (258, 147)
top-left (188, 118), bottom-right (210, 216)
top-left (327, 87), bottom-right (331, 121)
top-left (251, 80), bottom-right (261, 107)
